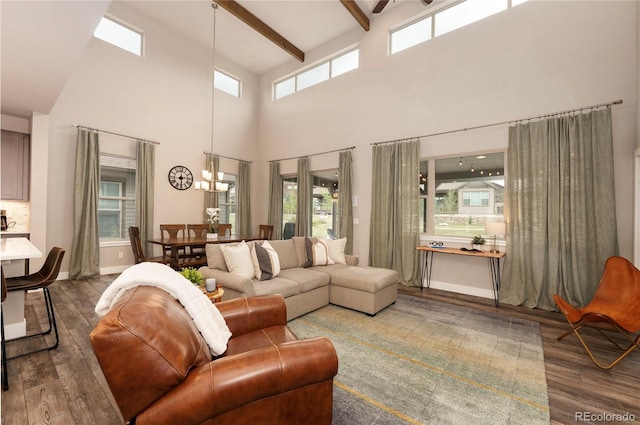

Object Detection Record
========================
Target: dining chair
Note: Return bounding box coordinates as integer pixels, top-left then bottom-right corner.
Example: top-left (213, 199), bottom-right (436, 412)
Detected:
top-left (129, 227), bottom-right (169, 265)
top-left (1, 267), bottom-right (8, 391)
top-left (160, 224), bottom-right (188, 263)
top-left (258, 224), bottom-right (274, 240)
top-left (217, 223), bottom-right (232, 237)
top-left (553, 256), bottom-right (640, 369)
top-left (283, 222), bottom-right (295, 240)
top-left (5, 247), bottom-right (65, 360)
top-left (187, 224), bottom-right (210, 266)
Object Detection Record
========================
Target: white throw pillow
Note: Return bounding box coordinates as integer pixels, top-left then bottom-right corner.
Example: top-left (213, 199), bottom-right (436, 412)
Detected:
top-left (251, 241), bottom-right (281, 281)
top-left (323, 237), bottom-right (347, 265)
top-left (311, 239), bottom-right (334, 266)
top-left (220, 241), bottom-right (255, 279)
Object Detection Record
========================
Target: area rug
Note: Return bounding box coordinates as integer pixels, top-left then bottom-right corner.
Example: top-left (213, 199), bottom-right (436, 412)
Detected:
top-left (288, 294), bottom-right (550, 425)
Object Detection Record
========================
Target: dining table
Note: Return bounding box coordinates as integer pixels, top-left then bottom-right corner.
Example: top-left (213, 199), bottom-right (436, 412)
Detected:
top-left (147, 235), bottom-right (262, 269)
top-left (1, 237), bottom-right (43, 339)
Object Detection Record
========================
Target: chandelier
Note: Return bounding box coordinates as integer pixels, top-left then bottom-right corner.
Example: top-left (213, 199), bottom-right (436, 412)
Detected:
top-left (195, 2), bottom-right (228, 192)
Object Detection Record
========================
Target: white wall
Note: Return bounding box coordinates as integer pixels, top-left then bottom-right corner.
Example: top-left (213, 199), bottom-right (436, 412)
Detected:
top-left (47, 1), bottom-right (260, 273)
top-left (257, 1), bottom-right (637, 296)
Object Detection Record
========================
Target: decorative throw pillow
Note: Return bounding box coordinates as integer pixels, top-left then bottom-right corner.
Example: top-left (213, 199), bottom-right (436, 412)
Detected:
top-left (304, 238), bottom-right (334, 267)
top-left (323, 237), bottom-right (347, 265)
top-left (251, 241), bottom-right (281, 281)
top-left (220, 241), bottom-right (255, 279)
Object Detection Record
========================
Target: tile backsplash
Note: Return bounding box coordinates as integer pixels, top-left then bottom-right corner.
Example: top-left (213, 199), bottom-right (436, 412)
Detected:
top-left (1, 200), bottom-right (30, 232)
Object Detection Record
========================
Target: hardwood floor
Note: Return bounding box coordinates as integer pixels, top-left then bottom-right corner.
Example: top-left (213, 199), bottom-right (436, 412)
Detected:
top-left (2, 277), bottom-right (639, 424)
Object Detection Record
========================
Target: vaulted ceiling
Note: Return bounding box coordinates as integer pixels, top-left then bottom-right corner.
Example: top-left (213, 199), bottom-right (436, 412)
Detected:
top-left (1, 0), bottom-right (436, 118)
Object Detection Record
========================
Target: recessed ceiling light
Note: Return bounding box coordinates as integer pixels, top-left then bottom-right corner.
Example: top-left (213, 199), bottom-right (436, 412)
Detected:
top-left (476, 155), bottom-right (486, 159)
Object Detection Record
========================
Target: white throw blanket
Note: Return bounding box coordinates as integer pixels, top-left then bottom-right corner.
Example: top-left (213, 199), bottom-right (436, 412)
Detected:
top-left (95, 262), bottom-right (231, 356)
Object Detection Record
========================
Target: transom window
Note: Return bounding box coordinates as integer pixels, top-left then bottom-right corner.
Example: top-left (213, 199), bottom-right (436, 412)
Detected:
top-left (274, 48), bottom-right (359, 100)
top-left (94, 16), bottom-right (143, 56)
top-left (391, 0), bottom-right (528, 55)
top-left (215, 70), bottom-right (241, 98)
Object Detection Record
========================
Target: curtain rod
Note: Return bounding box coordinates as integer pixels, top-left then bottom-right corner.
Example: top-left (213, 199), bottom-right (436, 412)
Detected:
top-left (204, 151), bottom-right (252, 164)
top-left (72, 124), bottom-right (159, 145)
top-left (268, 146), bottom-right (356, 163)
top-left (370, 99), bottom-right (623, 146)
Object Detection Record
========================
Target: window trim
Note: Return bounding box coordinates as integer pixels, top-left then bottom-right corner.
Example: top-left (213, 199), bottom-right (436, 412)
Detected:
top-left (214, 69), bottom-right (242, 98)
top-left (94, 15), bottom-right (144, 57)
top-left (390, 0), bottom-right (526, 55)
top-left (273, 45), bottom-right (359, 100)
top-left (420, 150), bottom-right (506, 242)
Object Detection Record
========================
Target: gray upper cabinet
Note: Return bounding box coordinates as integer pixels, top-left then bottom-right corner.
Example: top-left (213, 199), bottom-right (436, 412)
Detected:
top-left (1, 130), bottom-right (30, 201)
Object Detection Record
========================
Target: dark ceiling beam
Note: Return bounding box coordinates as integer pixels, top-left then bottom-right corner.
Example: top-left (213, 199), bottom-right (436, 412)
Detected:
top-left (214, 0), bottom-right (305, 62)
top-left (339, 0), bottom-right (369, 31)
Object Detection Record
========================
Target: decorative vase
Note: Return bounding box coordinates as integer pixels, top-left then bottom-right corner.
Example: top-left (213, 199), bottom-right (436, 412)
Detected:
top-left (207, 232), bottom-right (218, 240)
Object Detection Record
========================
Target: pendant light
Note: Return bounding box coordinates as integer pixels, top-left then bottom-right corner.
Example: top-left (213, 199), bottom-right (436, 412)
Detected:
top-left (195, 3), bottom-right (228, 192)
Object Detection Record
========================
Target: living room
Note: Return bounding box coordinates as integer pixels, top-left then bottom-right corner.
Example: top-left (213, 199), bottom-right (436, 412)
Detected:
top-left (1, 0), bottom-right (639, 423)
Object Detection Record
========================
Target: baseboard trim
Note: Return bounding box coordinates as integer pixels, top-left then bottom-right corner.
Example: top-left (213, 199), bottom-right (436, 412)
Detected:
top-left (425, 280), bottom-right (494, 300)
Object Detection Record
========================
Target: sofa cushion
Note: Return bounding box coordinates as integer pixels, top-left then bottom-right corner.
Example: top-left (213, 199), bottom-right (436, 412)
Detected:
top-left (206, 243), bottom-right (228, 271)
top-left (278, 268), bottom-right (331, 293)
top-left (319, 266), bottom-right (399, 293)
top-left (221, 242), bottom-right (255, 279)
top-left (305, 238), bottom-right (334, 266)
top-left (251, 241), bottom-right (281, 281)
top-left (268, 239), bottom-right (299, 270)
top-left (292, 236), bottom-right (314, 267)
top-left (324, 237), bottom-right (347, 265)
top-left (252, 277), bottom-right (301, 298)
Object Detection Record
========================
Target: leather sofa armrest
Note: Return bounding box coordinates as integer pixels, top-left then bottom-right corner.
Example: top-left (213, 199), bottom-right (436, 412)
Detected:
top-left (216, 294), bottom-right (287, 336)
top-left (198, 267), bottom-right (255, 296)
top-left (135, 337), bottom-right (338, 425)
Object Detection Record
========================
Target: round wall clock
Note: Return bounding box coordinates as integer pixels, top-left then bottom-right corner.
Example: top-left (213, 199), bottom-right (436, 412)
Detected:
top-left (168, 165), bottom-right (193, 190)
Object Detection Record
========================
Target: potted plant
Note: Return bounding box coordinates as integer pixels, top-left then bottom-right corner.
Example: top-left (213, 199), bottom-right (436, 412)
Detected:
top-left (180, 267), bottom-right (204, 287)
top-left (471, 235), bottom-right (486, 250)
top-left (206, 207), bottom-right (221, 239)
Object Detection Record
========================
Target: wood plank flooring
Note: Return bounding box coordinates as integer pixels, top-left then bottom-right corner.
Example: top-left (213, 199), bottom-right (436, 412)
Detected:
top-left (2, 277), bottom-right (639, 424)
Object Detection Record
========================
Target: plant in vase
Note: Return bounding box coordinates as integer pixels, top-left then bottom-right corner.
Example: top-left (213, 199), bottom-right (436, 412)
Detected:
top-left (471, 235), bottom-right (486, 251)
top-left (180, 267), bottom-right (204, 287)
top-left (206, 207), bottom-right (220, 239)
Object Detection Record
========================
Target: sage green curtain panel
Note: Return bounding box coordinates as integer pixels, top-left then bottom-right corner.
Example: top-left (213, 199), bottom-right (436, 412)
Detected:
top-left (69, 129), bottom-right (100, 279)
top-left (268, 162), bottom-right (283, 240)
top-left (203, 154), bottom-right (220, 223)
top-left (296, 157), bottom-right (311, 237)
top-left (338, 150), bottom-right (354, 254)
top-left (369, 140), bottom-right (420, 286)
top-left (236, 161), bottom-right (252, 236)
top-left (501, 108), bottom-right (618, 310)
top-left (136, 142), bottom-right (155, 258)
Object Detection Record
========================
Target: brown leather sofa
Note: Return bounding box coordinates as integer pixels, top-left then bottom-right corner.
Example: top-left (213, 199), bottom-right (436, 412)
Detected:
top-left (90, 286), bottom-right (338, 425)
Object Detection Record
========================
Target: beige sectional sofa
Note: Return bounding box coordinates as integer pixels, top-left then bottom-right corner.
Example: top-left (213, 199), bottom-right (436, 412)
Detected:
top-left (199, 237), bottom-right (399, 320)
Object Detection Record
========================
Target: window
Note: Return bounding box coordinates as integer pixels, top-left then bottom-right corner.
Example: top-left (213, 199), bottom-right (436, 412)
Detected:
top-left (311, 170), bottom-right (339, 238)
top-left (99, 155), bottom-right (136, 242)
top-left (282, 176), bottom-right (298, 238)
top-left (94, 16), bottom-right (143, 56)
top-left (274, 47), bottom-right (359, 99)
top-left (435, 0), bottom-right (507, 37)
top-left (215, 70), bottom-right (241, 98)
top-left (420, 152), bottom-right (504, 238)
top-left (391, 0), bottom-right (524, 55)
top-left (217, 174), bottom-right (236, 229)
top-left (391, 17), bottom-right (432, 54)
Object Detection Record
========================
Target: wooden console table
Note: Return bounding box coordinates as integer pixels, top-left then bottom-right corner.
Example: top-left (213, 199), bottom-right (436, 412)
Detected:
top-left (416, 245), bottom-right (506, 307)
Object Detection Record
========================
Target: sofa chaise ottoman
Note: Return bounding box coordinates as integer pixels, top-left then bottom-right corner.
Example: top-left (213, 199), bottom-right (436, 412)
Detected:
top-left (199, 236), bottom-right (399, 319)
